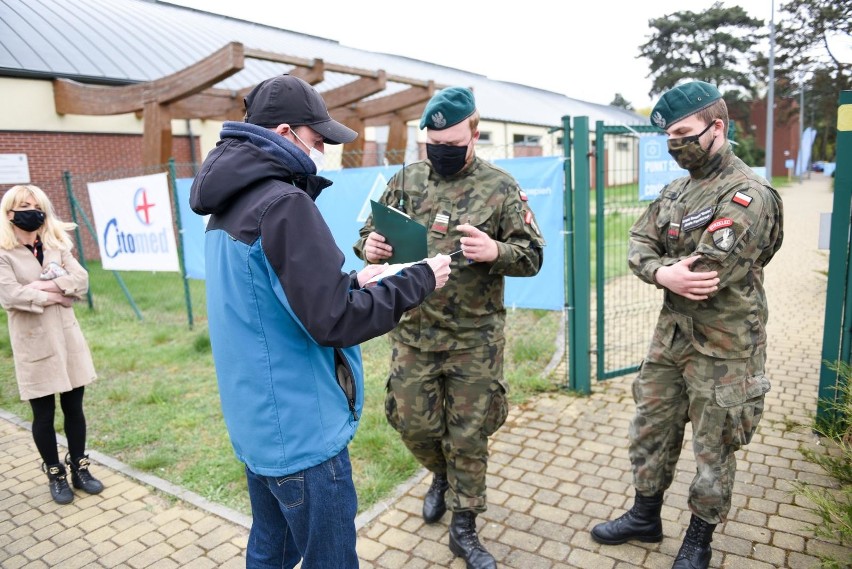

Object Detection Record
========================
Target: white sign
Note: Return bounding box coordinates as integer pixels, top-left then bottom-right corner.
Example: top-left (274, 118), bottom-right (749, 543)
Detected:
top-left (0, 154), bottom-right (31, 184)
top-left (87, 173), bottom-right (180, 272)
top-left (818, 212), bottom-right (831, 250)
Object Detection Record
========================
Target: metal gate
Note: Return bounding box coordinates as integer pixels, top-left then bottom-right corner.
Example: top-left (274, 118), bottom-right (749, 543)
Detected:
top-left (562, 116), bottom-right (665, 393)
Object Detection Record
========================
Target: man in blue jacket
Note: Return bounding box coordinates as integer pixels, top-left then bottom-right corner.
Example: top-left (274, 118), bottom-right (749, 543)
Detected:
top-left (190, 74), bottom-right (451, 569)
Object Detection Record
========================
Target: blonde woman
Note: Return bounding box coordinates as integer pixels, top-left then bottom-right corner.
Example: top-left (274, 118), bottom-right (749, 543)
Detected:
top-left (0, 185), bottom-right (102, 504)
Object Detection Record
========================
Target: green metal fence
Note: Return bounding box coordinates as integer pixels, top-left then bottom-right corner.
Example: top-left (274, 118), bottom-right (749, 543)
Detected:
top-left (564, 117), bottom-right (666, 394)
top-left (592, 122), bottom-right (665, 381)
top-left (817, 90), bottom-right (852, 423)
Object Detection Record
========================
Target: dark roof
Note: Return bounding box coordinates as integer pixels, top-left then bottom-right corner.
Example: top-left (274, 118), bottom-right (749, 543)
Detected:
top-left (0, 0), bottom-right (646, 127)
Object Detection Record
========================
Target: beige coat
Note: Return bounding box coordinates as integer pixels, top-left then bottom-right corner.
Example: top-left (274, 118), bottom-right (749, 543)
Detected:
top-left (0, 245), bottom-right (96, 400)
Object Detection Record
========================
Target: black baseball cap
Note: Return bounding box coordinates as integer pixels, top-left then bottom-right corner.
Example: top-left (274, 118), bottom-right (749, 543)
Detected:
top-left (244, 74), bottom-right (357, 145)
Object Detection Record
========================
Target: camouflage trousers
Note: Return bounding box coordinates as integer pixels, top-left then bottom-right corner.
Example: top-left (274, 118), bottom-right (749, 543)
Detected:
top-left (629, 320), bottom-right (771, 524)
top-left (384, 340), bottom-right (508, 513)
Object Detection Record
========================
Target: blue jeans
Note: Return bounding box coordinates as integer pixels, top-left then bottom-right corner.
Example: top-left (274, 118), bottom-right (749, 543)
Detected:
top-left (245, 447), bottom-right (359, 569)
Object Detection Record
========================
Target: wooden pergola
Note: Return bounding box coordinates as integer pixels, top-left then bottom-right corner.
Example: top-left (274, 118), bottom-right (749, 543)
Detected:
top-left (52, 42), bottom-right (440, 167)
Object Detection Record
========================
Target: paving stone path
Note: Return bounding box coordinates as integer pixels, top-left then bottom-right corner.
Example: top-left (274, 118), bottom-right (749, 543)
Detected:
top-left (1, 175), bottom-right (846, 568)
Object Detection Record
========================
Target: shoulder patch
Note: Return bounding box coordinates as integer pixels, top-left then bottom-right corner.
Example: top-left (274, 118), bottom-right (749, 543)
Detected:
top-left (732, 191), bottom-right (753, 207)
top-left (524, 210), bottom-right (541, 236)
top-left (519, 189), bottom-right (528, 202)
top-left (682, 206), bottom-right (713, 232)
top-left (708, 218), bottom-right (734, 232)
top-left (712, 227), bottom-right (736, 251)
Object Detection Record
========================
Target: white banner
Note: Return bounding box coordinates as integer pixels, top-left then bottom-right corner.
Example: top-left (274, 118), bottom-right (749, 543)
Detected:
top-left (87, 173), bottom-right (179, 272)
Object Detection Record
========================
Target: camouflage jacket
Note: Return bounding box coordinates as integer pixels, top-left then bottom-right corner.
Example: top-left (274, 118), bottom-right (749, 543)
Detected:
top-left (353, 156), bottom-right (545, 351)
top-left (628, 142), bottom-right (783, 358)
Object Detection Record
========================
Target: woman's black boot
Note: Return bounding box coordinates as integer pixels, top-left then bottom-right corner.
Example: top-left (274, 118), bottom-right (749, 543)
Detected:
top-left (65, 453), bottom-right (104, 494)
top-left (42, 462), bottom-right (73, 504)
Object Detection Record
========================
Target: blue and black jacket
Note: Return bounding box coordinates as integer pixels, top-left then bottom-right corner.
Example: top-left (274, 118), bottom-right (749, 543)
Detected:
top-left (190, 135), bottom-right (435, 477)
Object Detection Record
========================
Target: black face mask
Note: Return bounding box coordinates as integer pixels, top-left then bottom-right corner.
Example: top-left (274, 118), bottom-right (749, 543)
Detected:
top-left (11, 209), bottom-right (45, 232)
top-left (426, 143), bottom-right (468, 177)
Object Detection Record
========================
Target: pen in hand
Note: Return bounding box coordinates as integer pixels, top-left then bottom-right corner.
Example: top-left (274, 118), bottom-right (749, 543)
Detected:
top-left (449, 248), bottom-right (474, 264)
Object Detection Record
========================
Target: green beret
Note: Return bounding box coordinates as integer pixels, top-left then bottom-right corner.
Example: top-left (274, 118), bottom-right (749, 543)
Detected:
top-left (419, 87), bottom-right (476, 130)
top-left (650, 81), bottom-right (721, 129)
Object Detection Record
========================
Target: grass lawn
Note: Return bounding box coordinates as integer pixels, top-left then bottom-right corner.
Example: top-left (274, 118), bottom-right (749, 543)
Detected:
top-left (0, 264), bottom-right (562, 516)
top-left (589, 183), bottom-right (646, 283)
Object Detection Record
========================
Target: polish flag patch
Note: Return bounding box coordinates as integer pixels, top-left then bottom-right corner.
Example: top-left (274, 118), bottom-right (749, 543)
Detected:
top-left (708, 218), bottom-right (734, 232)
top-left (732, 192), bottom-right (753, 207)
top-left (431, 213), bottom-right (449, 233)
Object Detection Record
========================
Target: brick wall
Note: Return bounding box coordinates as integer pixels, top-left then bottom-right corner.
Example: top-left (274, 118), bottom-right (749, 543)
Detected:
top-left (0, 131), bottom-right (198, 260)
top-left (748, 100), bottom-right (801, 178)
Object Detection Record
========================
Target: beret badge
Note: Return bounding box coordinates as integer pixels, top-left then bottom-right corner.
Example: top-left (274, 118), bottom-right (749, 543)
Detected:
top-left (431, 112), bottom-right (447, 129)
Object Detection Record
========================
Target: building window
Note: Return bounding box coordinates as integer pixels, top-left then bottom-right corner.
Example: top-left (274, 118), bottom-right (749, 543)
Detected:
top-left (513, 134), bottom-right (541, 146)
top-left (479, 131), bottom-right (492, 144)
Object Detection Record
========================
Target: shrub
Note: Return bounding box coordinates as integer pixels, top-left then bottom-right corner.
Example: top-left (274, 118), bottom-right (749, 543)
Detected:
top-left (790, 361), bottom-right (852, 568)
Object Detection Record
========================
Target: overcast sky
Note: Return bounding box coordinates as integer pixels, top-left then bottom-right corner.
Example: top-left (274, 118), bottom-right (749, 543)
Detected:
top-left (165, 1), bottom-right (822, 110)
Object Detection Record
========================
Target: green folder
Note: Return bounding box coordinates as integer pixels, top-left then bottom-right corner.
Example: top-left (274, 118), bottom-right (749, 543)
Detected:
top-left (370, 200), bottom-right (428, 263)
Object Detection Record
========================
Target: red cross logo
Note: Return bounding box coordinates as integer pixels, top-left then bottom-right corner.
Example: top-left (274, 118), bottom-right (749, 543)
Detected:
top-left (134, 187), bottom-right (156, 225)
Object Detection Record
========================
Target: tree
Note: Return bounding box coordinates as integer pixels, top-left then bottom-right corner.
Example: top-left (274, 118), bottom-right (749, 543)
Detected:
top-left (730, 121), bottom-right (764, 167)
top-left (774, 0), bottom-right (852, 161)
top-left (639, 1), bottom-right (765, 98)
top-left (609, 93), bottom-right (634, 111)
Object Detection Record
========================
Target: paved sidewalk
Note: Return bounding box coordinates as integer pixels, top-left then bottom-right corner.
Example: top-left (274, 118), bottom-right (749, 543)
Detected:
top-left (1, 175), bottom-right (847, 568)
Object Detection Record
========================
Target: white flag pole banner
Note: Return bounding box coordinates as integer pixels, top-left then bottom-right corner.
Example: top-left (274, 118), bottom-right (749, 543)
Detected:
top-left (87, 172), bottom-right (180, 272)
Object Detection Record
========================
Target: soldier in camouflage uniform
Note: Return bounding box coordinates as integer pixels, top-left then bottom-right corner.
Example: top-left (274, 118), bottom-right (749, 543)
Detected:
top-left (590, 81), bottom-right (783, 569)
top-left (354, 87), bottom-right (544, 569)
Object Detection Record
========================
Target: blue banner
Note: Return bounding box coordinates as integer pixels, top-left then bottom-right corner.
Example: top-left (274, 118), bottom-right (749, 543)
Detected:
top-left (178, 156), bottom-right (565, 311)
top-left (175, 178), bottom-right (207, 280)
top-left (796, 127), bottom-right (817, 177)
top-left (638, 135), bottom-right (686, 201)
top-left (494, 156), bottom-right (564, 310)
top-left (317, 165), bottom-right (403, 272)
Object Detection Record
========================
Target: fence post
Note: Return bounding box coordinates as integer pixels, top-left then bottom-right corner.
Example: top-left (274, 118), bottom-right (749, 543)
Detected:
top-left (817, 90), bottom-right (852, 424)
top-left (594, 120), bottom-right (607, 382)
top-left (571, 117), bottom-right (592, 394)
top-left (168, 159), bottom-right (194, 329)
top-left (559, 116), bottom-right (576, 392)
top-left (63, 171), bottom-right (94, 309)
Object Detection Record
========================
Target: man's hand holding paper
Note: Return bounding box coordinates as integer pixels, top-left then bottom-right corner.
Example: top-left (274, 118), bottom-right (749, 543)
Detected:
top-left (356, 262), bottom-right (391, 287)
top-left (362, 254), bottom-right (451, 290)
top-left (426, 254), bottom-right (451, 288)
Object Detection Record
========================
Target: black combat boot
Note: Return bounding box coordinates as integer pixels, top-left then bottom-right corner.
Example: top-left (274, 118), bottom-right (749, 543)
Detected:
top-left (65, 454), bottom-right (104, 495)
top-left (449, 511), bottom-right (496, 569)
top-left (42, 462), bottom-right (73, 504)
top-left (671, 514), bottom-right (716, 569)
top-left (422, 472), bottom-right (449, 523)
top-left (590, 491), bottom-right (664, 545)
